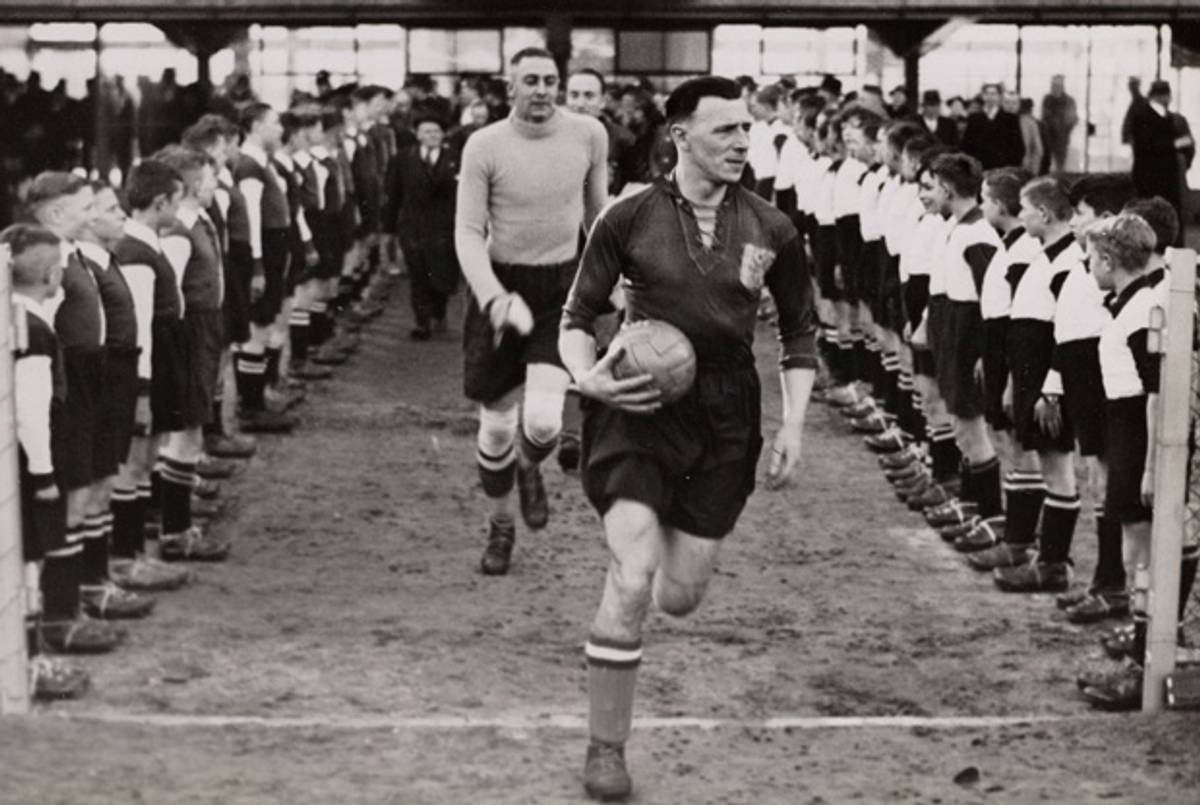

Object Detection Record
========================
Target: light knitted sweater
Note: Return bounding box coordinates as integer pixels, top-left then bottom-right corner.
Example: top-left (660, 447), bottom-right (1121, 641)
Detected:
top-left (455, 108), bottom-right (608, 306)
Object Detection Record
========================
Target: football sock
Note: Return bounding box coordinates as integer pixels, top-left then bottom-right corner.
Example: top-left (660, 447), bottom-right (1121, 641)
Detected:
top-left (1092, 508), bottom-right (1127, 592)
top-left (1038, 492), bottom-right (1081, 565)
top-left (1004, 470), bottom-right (1046, 546)
top-left (586, 635), bottom-right (642, 745)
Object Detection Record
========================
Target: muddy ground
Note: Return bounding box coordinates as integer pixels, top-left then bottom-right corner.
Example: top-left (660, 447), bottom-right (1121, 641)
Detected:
top-left (2, 285), bottom-right (1197, 804)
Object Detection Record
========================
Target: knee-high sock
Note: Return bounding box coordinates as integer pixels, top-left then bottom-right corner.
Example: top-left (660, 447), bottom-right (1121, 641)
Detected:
top-left (42, 533), bottom-right (84, 621)
top-left (110, 484), bottom-right (145, 559)
top-left (235, 351), bottom-right (268, 412)
top-left (1004, 470), bottom-right (1046, 547)
top-left (928, 423), bottom-right (960, 483)
top-left (1039, 492), bottom-right (1081, 564)
top-left (289, 307), bottom-right (311, 364)
top-left (159, 456), bottom-right (195, 536)
top-left (586, 636), bottom-right (643, 745)
top-left (477, 405), bottom-right (519, 499)
top-left (79, 511), bottom-right (112, 585)
top-left (1092, 508), bottom-right (1126, 592)
top-left (965, 456), bottom-right (1002, 518)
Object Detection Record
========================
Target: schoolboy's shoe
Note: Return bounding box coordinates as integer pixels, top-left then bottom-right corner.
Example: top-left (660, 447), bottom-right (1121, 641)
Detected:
top-left (583, 741), bottom-right (633, 802)
top-left (79, 582), bottom-right (156, 620)
top-left (993, 560), bottom-right (1071, 593)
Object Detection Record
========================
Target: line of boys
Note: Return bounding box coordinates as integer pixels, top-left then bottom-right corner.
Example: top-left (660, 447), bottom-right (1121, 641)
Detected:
top-left (775, 92), bottom-right (1196, 711)
top-left (10, 88), bottom-right (398, 700)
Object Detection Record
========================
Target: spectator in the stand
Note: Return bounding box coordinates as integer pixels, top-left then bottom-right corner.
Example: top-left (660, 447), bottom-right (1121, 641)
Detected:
top-left (1129, 80), bottom-right (1195, 244)
top-left (887, 85), bottom-right (911, 118)
top-left (1121, 77), bottom-right (1146, 146)
top-left (404, 73), bottom-right (453, 123)
top-left (856, 85), bottom-right (890, 119)
top-left (1041, 75), bottom-right (1078, 173)
top-left (961, 83), bottom-right (1025, 170)
top-left (818, 74), bottom-right (842, 108)
top-left (482, 77), bottom-right (510, 121)
top-left (447, 98), bottom-right (490, 155)
top-left (917, 90), bottom-right (958, 146)
top-left (617, 86), bottom-right (665, 186)
top-left (315, 70), bottom-right (333, 98)
top-left (1016, 97), bottom-right (1046, 177)
top-left (946, 95), bottom-right (969, 143)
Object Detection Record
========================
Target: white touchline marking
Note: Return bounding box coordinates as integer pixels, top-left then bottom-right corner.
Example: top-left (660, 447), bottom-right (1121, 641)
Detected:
top-left (50, 711), bottom-right (1096, 732)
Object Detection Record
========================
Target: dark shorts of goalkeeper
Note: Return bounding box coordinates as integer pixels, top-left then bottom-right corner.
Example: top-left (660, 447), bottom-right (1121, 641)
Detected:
top-left (461, 259), bottom-right (576, 404)
top-left (580, 361), bottom-right (764, 539)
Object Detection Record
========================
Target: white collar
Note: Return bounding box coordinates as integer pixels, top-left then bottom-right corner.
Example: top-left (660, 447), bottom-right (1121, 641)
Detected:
top-left (218, 166), bottom-right (234, 185)
top-left (76, 240), bottom-right (111, 268)
top-left (13, 291), bottom-right (52, 326)
top-left (59, 239), bottom-right (77, 267)
top-left (293, 150), bottom-right (312, 168)
top-left (310, 145), bottom-right (330, 160)
top-left (242, 141), bottom-right (268, 168)
top-left (176, 206), bottom-right (200, 229)
top-left (125, 219), bottom-right (161, 252)
top-left (275, 151), bottom-right (294, 171)
top-left (1150, 100), bottom-right (1168, 118)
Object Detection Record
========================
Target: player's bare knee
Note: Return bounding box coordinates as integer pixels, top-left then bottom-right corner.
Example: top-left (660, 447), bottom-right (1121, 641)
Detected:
top-left (653, 574), bottom-right (708, 617)
top-left (522, 390), bottom-right (564, 447)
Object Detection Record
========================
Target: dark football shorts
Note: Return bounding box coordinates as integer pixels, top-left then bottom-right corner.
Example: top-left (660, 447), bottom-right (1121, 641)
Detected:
top-left (814, 225), bottom-right (840, 302)
top-left (150, 317), bottom-right (190, 436)
top-left (93, 346), bottom-right (140, 478)
top-left (1056, 337), bottom-right (1106, 458)
top-left (224, 239), bottom-right (253, 345)
top-left (183, 308), bottom-right (225, 429)
top-left (54, 346), bottom-right (104, 491)
top-left (462, 259), bottom-right (576, 404)
top-left (835, 215), bottom-right (862, 304)
top-left (1008, 319), bottom-right (1075, 453)
top-left (1104, 395), bottom-right (1151, 524)
top-left (857, 239), bottom-right (884, 318)
top-left (937, 299), bottom-right (985, 420)
top-left (981, 317), bottom-right (1011, 431)
top-left (251, 229), bottom-right (291, 326)
top-left (581, 361), bottom-right (764, 540)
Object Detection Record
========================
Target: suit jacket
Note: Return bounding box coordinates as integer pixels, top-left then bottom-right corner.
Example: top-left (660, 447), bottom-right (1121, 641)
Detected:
top-left (385, 145), bottom-right (460, 291)
top-left (961, 110), bottom-right (1025, 170)
top-left (1130, 105), bottom-right (1193, 208)
top-left (918, 115), bottom-right (959, 147)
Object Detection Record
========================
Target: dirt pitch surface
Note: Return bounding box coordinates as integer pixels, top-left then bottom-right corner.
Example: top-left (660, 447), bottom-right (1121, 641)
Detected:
top-left (2, 287), bottom-right (1198, 804)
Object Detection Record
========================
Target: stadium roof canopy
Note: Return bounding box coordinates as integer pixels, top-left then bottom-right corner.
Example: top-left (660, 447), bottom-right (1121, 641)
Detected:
top-left (0, 0), bottom-right (1197, 24)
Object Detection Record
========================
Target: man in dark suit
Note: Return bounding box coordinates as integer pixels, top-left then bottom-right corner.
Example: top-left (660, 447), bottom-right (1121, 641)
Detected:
top-left (1130, 80), bottom-right (1195, 244)
top-left (384, 113), bottom-right (460, 340)
top-left (960, 83), bottom-right (1025, 170)
top-left (917, 90), bottom-right (959, 146)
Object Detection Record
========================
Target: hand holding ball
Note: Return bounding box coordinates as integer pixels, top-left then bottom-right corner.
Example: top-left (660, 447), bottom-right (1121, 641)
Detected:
top-left (609, 320), bottom-right (697, 405)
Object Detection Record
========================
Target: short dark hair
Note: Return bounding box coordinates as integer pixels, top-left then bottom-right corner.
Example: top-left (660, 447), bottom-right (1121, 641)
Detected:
top-left (319, 108), bottom-right (342, 131)
top-left (1021, 176), bottom-right (1073, 222)
top-left (885, 121), bottom-right (925, 153)
top-left (981, 82), bottom-right (1003, 95)
top-left (753, 84), bottom-right (783, 109)
top-left (843, 108), bottom-right (884, 140)
top-left (1, 223), bottom-right (61, 286)
top-left (509, 46), bottom-right (556, 69)
top-left (1122, 196), bottom-right (1179, 254)
top-left (916, 144), bottom-right (953, 178)
top-left (238, 101), bottom-right (274, 134)
top-left (26, 171), bottom-right (88, 212)
top-left (664, 76), bottom-right (742, 126)
top-left (152, 145), bottom-right (212, 182)
top-left (930, 152), bottom-right (984, 199)
top-left (351, 84), bottom-right (389, 104)
top-left (900, 133), bottom-right (936, 159)
top-left (124, 160), bottom-right (182, 211)
top-left (182, 114), bottom-right (234, 150)
top-left (569, 68), bottom-right (606, 94)
top-left (982, 168), bottom-right (1028, 216)
top-left (1068, 173), bottom-right (1137, 216)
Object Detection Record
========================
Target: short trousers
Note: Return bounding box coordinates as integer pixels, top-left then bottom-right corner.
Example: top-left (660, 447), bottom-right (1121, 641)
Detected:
top-left (981, 317), bottom-right (1011, 431)
top-left (902, 275), bottom-right (930, 336)
top-left (286, 229), bottom-right (312, 292)
top-left (53, 347), bottom-right (104, 491)
top-left (581, 362), bottom-right (764, 539)
top-left (462, 259), bottom-right (577, 404)
top-left (20, 447), bottom-right (66, 560)
top-left (925, 294), bottom-right (949, 366)
top-left (183, 308), bottom-right (225, 429)
top-left (224, 240), bottom-right (253, 345)
top-left (251, 229), bottom-right (291, 326)
top-left (857, 239), bottom-right (884, 317)
top-left (814, 225), bottom-right (840, 302)
top-left (938, 299), bottom-right (985, 420)
top-left (835, 215), bottom-right (863, 303)
top-left (150, 317), bottom-right (190, 435)
top-left (309, 210), bottom-right (343, 281)
top-left (93, 346), bottom-right (140, 477)
top-left (1008, 318), bottom-right (1075, 453)
top-left (1056, 338), bottom-right (1106, 458)
top-left (1104, 395), bottom-right (1152, 523)
top-left (877, 252), bottom-right (903, 331)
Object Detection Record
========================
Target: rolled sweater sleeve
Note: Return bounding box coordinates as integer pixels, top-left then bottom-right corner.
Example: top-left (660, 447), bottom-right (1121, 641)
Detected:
top-left (119, 262), bottom-right (156, 384)
top-left (563, 215), bottom-right (623, 336)
top-left (766, 234), bottom-right (818, 370)
top-left (583, 123), bottom-right (609, 232)
top-left (454, 137), bottom-right (505, 307)
top-left (239, 178), bottom-right (265, 260)
top-left (15, 354), bottom-right (54, 477)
